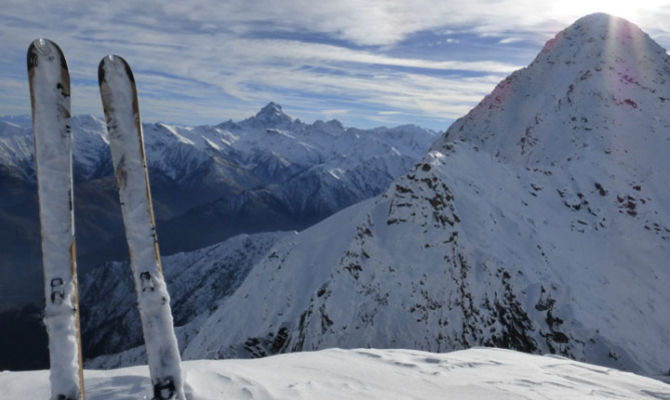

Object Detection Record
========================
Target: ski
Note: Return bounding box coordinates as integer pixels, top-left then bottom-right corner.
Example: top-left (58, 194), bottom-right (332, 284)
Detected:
top-left (98, 55), bottom-right (185, 400)
top-left (27, 38), bottom-right (85, 400)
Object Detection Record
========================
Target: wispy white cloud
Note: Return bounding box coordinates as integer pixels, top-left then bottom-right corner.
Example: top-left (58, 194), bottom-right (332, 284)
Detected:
top-left (2, 0), bottom-right (670, 130)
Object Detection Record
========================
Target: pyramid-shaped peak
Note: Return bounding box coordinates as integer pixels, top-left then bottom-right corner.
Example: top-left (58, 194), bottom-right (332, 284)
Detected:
top-left (260, 101), bottom-right (282, 112)
top-left (256, 102), bottom-right (286, 117)
top-left (247, 102), bottom-right (293, 127)
top-left (238, 102), bottom-right (293, 128)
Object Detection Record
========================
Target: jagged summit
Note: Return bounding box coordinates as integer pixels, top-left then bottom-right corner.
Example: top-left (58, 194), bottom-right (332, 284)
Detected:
top-left (244, 101), bottom-right (293, 127)
top-left (258, 101), bottom-right (283, 115)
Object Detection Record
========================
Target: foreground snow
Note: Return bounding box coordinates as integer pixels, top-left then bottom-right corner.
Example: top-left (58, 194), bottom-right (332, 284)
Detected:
top-left (2, 348), bottom-right (669, 399)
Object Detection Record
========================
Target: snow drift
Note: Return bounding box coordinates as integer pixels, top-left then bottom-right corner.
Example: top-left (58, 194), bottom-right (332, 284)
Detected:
top-left (3, 348), bottom-right (669, 399)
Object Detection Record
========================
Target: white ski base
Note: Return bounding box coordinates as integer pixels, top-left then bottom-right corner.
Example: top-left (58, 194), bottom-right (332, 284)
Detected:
top-left (99, 54), bottom-right (184, 399)
top-left (28, 37), bottom-right (84, 400)
top-left (2, 348), bottom-right (669, 399)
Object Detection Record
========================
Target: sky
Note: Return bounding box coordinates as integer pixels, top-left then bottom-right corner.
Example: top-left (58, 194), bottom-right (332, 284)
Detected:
top-left (3, 1), bottom-right (670, 131)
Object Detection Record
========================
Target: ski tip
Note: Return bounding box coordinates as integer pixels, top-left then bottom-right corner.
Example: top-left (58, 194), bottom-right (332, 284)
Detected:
top-left (98, 55), bottom-right (135, 86)
top-left (27, 38), bottom-right (67, 71)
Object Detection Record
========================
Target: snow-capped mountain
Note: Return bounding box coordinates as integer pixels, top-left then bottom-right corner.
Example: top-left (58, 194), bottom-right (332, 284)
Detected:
top-left (3, 348), bottom-right (669, 399)
top-left (126, 13), bottom-right (670, 378)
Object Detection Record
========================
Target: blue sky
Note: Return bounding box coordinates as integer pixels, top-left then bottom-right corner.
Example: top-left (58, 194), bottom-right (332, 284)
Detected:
top-left (3, 1), bottom-right (670, 131)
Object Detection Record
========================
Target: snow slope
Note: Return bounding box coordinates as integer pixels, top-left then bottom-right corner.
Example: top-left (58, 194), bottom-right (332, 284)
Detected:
top-left (167, 13), bottom-right (670, 378)
top-left (81, 232), bottom-right (287, 361)
top-left (3, 348), bottom-right (670, 399)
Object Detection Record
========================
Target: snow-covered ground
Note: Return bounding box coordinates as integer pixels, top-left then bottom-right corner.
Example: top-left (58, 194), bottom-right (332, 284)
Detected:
top-left (2, 348), bottom-right (669, 399)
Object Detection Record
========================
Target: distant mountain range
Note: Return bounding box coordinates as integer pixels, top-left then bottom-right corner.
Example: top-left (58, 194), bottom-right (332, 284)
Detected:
top-left (0, 103), bottom-right (437, 369)
top-left (85, 13), bottom-right (670, 380)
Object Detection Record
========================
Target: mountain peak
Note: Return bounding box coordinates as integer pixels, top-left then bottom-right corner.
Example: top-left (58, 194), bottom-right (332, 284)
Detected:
top-left (566, 12), bottom-right (647, 34)
top-left (438, 12), bottom-right (670, 166)
top-left (537, 13), bottom-right (653, 61)
top-left (258, 101), bottom-right (283, 115)
top-left (249, 102), bottom-right (293, 126)
top-left (571, 12), bottom-right (618, 27)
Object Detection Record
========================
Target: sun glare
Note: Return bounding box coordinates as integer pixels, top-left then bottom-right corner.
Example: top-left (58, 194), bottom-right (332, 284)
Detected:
top-left (551, 0), bottom-right (669, 24)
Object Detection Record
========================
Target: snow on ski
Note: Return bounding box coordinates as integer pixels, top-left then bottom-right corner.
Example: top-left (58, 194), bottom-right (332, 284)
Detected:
top-left (98, 55), bottom-right (185, 400)
top-left (27, 38), bottom-right (85, 400)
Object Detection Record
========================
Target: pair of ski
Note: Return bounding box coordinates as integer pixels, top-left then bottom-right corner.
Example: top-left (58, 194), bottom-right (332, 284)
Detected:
top-left (27, 39), bottom-right (185, 400)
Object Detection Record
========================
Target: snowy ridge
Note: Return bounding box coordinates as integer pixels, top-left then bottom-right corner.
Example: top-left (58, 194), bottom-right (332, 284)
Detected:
top-left (0, 121), bottom-right (34, 179)
top-left (0, 104), bottom-right (436, 193)
top-left (155, 13), bottom-right (670, 378)
top-left (2, 348), bottom-right (669, 399)
top-left (0, 116), bottom-right (110, 182)
top-left (81, 231), bottom-right (287, 364)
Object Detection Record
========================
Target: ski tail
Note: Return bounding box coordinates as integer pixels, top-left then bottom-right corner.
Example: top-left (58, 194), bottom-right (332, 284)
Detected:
top-left (98, 55), bottom-right (185, 400)
top-left (27, 38), bottom-right (85, 400)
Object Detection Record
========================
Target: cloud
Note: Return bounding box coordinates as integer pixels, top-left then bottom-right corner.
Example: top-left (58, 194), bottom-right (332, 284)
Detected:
top-left (2, 0), bottom-right (670, 130)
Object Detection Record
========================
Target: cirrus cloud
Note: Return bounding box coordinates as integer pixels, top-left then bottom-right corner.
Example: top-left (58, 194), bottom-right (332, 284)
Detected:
top-left (2, 0), bottom-right (670, 130)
